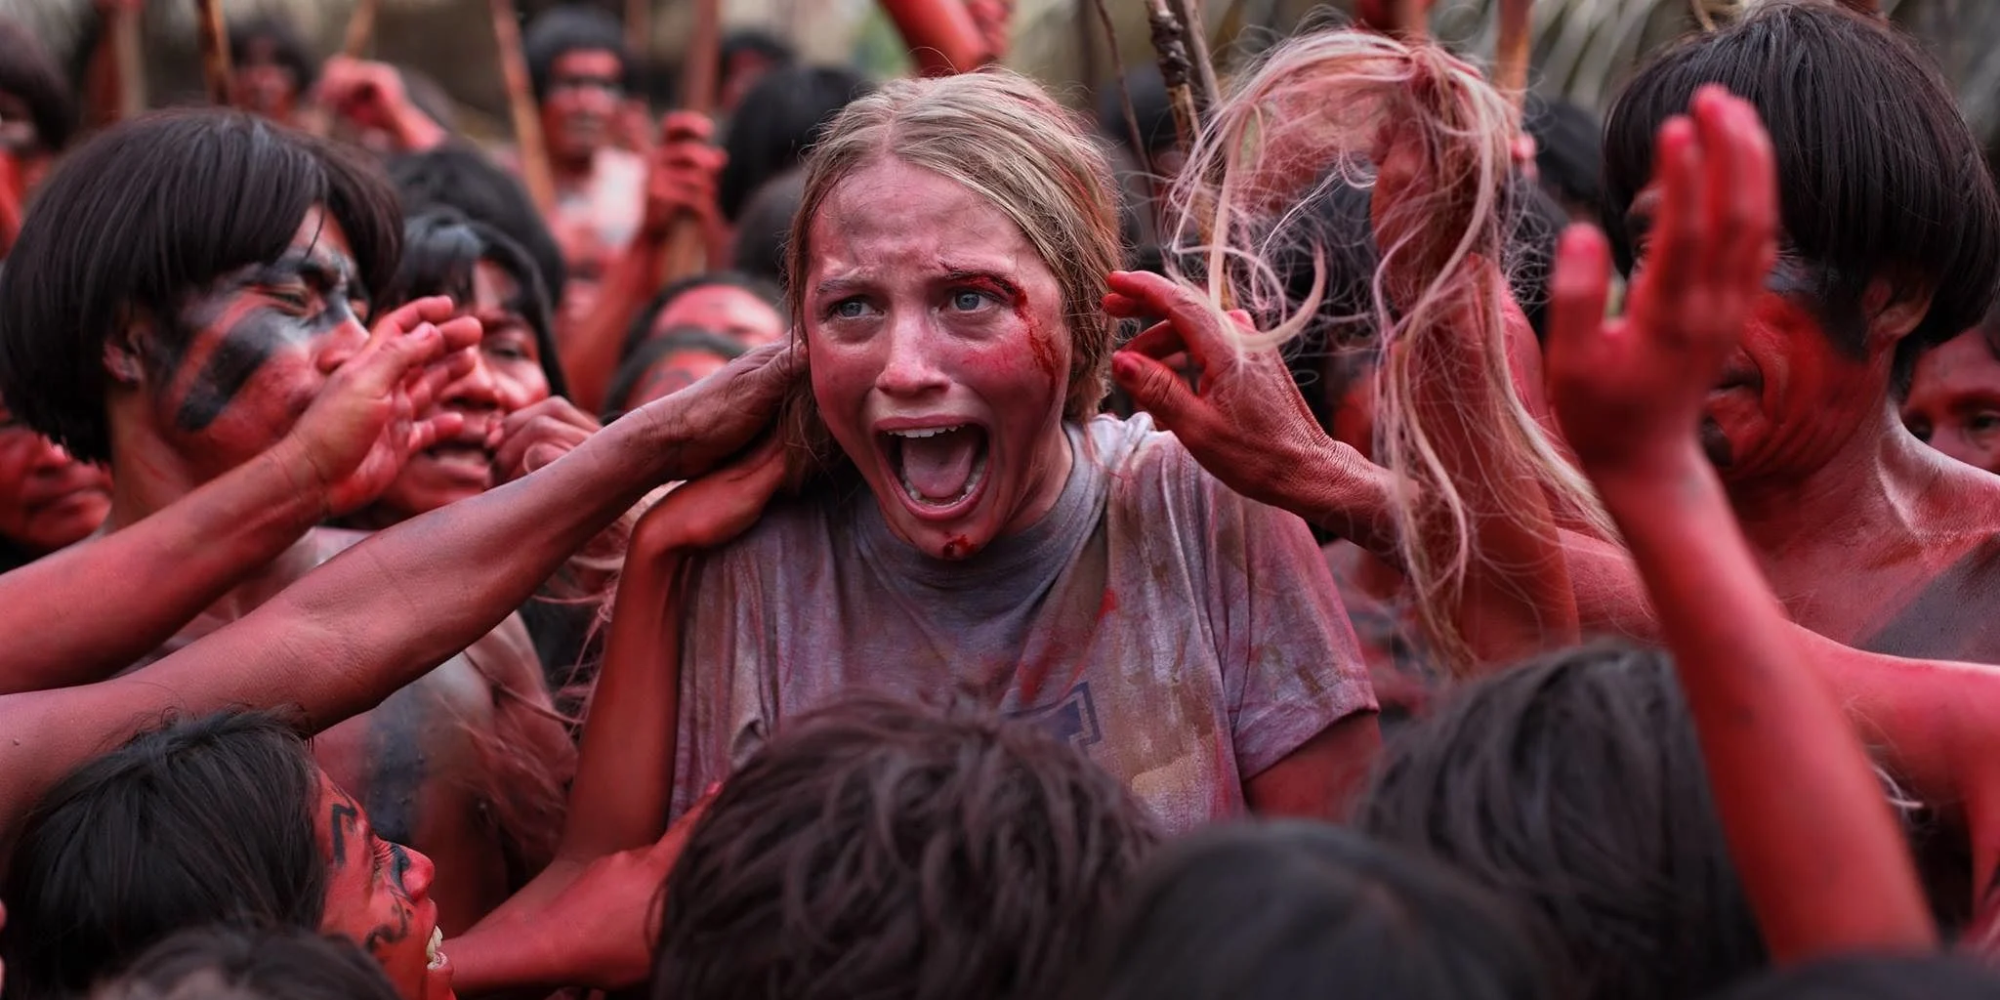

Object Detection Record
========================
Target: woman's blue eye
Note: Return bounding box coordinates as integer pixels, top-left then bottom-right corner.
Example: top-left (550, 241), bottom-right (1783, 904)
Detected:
top-left (951, 290), bottom-right (986, 311)
top-left (834, 299), bottom-right (867, 318)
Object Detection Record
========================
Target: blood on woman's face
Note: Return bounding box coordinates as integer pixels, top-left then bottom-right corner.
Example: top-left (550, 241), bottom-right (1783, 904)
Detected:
top-left (804, 157), bottom-right (1074, 560)
top-left (314, 774), bottom-right (450, 1000)
top-left (374, 261), bottom-right (552, 521)
top-left (0, 400), bottom-right (109, 555)
top-left (133, 208), bottom-right (370, 484)
top-left (1902, 328), bottom-right (2000, 475)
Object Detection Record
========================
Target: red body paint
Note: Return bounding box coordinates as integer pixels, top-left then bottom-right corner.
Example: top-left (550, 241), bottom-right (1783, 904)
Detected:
top-left (1097, 589), bottom-right (1119, 621)
top-left (941, 534), bottom-right (973, 560)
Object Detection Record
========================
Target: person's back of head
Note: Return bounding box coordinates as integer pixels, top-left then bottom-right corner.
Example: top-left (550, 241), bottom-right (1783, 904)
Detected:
top-left (2, 710), bottom-right (329, 1000)
top-left (730, 168), bottom-right (806, 288)
top-left (1069, 820), bottom-right (1567, 1000)
top-left (89, 925), bottom-right (399, 1000)
top-left (1706, 955), bottom-right (2000, 999)
top-left (1522, 94), bottom-right (1601, 222)
top-left (651, 695), bottom-right (1161, 1000)
top-left (388, 144), bottom-right (568, 313)
top-left (720, 65), bottom-right (874, 221)
top-left (1354, 640), bottom-right (1767, 1000)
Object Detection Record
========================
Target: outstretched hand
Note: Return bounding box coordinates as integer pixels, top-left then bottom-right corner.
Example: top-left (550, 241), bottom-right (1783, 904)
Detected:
top-left (288, 296), bottom-right (482, 516)
top-left (1105, 270), bottom-right (1390, 541)
top-left (629, 342), bottom-right (801, 484)
top-left (1545, 86), bottom-right (1777, 478)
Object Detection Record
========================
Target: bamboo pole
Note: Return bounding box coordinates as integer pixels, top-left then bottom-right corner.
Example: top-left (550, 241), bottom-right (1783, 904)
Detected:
top-left (491, 0), bottom-right (558, 217)
top-left (192, 0), bottom-right (234, 106)
top-left (343, 0), bottom-right (383, 58)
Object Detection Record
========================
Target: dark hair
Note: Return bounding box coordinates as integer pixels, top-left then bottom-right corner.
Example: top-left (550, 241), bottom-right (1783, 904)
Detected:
top-left (1068, 821), bottom-right (1566, 1000)
top-left (227, 14), bottom-right (319, 93)
top-left (1707, 954), bottom-right (2000, 999)
top-left (1603, 0), bottom-right (2000, 387)
top-left (605, 326), bottom-right (746, 417)
top-left (523, 5), bottom-right (629, 103)
top-left (1354, 640), bottom-right (1766, 1000)
top-left (720, 65), bottom-right (874, 221)
top-left (1096, 67), bottom-right (1176, 156)
top-left (91, 925), bottom-right (400, 1000)
top-left (2, 710), bottom-right (331, 1000)
top-left (381, 209), bottom-right (568, 397)
top-left (0, 109), bottom-right (401, 465)
top-left (652, 695), bottom-right (1161, 1000)
top-left (0, 17), bottom-right (74, 153)
top-left (1522, 93), bottom-right (1601, 219)
top-left (620, 270), bottom-right (781, 360)
top-left (388, 143), bottom-right (567, 311)
top-left (730, 168), bottom-right (806, 287)
top-left (720, 30), bottom-right (796, 79)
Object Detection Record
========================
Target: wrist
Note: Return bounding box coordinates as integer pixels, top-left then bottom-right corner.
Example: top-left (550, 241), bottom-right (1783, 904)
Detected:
top-left (1583, 438), bottom-right (1712, 500)
top-left (264, 434), bottom-right (338, 524)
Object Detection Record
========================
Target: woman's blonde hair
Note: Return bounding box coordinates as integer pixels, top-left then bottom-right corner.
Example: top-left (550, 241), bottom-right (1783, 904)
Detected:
top-left (1167, 27), bottom-right (1613, 672)
top-left (779, 70), bottom-right (1123, 476)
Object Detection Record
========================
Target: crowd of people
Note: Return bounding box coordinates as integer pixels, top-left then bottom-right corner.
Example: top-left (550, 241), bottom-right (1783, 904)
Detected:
top-left (0, 0), bottom-right (1998, 996)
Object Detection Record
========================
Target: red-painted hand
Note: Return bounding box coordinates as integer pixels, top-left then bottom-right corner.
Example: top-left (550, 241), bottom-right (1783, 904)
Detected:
top-left (291, 296), bottom-right (483, 515)
top-left (1105, 269), bottom-right (1388, 538)
top-left (1545, 86), bottom-right (1778, 478)
top-left (627, 342), bottom-right (800, 484)
top-left (640, 434), bottom-right (787, 554)
top-left (640, 112), bottom-right (727, 240)
top-left (493, 396), bottom-right (602, 483)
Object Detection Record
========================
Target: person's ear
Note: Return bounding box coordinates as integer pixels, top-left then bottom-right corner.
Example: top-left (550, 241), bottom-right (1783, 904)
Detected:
top-left (102, 308), bottom-right (159, 388)
top-left (1864, 276), bottom-right (1936, 348)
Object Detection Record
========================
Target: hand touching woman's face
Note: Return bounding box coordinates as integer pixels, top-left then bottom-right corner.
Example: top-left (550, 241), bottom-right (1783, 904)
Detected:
top-left (803, 158), bottom-right (1074, 560)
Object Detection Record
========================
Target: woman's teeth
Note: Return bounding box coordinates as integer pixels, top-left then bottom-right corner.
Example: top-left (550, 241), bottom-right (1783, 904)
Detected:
top-left (888, 425), bottom-right (965, 440)
top-left (427, 927), bottom-right (446, 969)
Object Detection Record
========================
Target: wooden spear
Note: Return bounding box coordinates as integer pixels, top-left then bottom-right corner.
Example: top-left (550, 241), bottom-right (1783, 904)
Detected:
top-left (491, 0), bottom-right (558, 217)
top-left (1145, 0), bottom-right (1236, 308)
top-left (1164, 0), bottom-right (1221, 114)
top-left (657, 0), bottom-right (724, 282)
top-left (111, 3), bottom-right (147, 120)
top-left (192, 0), bottom-right (234, 106)
top-left (626, 0), bottom-right (653, 69)
top-left (343, 0), bottom-right (383, 59)
top-left (1495, 0), bottom-right (1532, 106)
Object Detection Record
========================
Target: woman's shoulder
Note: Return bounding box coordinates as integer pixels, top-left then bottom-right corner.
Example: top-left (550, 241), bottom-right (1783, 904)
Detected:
top-left (1086, 412), bottom-right (1238, 511)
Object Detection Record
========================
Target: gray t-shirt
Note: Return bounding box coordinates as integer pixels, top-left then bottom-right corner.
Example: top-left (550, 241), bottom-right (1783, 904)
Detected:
top-left (670, 414), bottom-right (1376, 832)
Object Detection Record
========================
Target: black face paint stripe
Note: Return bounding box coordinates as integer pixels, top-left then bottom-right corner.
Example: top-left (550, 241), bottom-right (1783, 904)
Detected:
top-left (329, 801), bottom-right (362, 868)
top-left (173, 311), bottom-right (290, 431)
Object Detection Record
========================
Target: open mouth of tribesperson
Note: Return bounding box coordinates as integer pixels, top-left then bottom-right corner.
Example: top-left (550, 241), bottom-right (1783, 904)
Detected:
top-left (877, 422), bottom-right (991, 521)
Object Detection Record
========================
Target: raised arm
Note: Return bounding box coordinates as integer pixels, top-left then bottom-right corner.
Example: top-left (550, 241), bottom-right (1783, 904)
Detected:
top-left (0, 297), bottom-right (478, 695)
top-left (0, 344), bottom-right (797, 842)
top-left (1547, 86), bottom-right (1933, 960)
top-left (446, 435), bottom-right (788, 996)
top-left (562, 114), bottom-right (727, 414)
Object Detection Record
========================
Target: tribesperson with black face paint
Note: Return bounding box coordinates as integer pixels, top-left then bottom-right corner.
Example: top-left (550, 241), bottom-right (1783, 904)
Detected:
top-left (0, 109), bottom-right (573, 936)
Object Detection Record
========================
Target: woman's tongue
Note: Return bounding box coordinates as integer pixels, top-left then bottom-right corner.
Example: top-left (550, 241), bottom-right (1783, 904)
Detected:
top-left (898, 429), bottom-right (982, 504)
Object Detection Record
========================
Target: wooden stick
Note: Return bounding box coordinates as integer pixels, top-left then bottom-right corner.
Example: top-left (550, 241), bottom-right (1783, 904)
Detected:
top-left (1495, 0), bottom-right (1532, 106)
top-left (1838, 0), bottom-right (1881, 16)
top-left (1165, 0), bottom-right (1222, 114)
top-left (1145, 0), bottom-right (1234, 308)
top-left (1091, 0), bottom-right (1152, 181)
top-left (626, 0), bottom-right (652, 68)
top-left (111, 4), bottom-right (147, 120)
top-left (1395, 0), bottom-right (1427, 40)
top-left (491, 0), bottom-right (557, 217)
top-left (343, 0), bottom-right (383, 59)
top-left (658, 0), bottom-right (725, 283)
top-left (192, 0), bottom-right (234, 106)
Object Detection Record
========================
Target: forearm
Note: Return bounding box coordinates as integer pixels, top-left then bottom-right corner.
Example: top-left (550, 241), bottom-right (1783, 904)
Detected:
top-left (559, 541), bottom-right (687, 859)
top-left (447, 867), bottom-right (580, 998)
top-left (0, 438), bottom-right (329, 694)
top-left (1598, 445), bottom-right (1935, 958)
top-left (878, 0), bottom-right (996, 74)
top-left (564, 237), bottom-right (667, 413)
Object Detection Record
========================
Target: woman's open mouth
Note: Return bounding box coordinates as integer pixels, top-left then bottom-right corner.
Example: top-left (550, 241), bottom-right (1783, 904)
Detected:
top-left (879, 423), bottom-right (990, 520)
